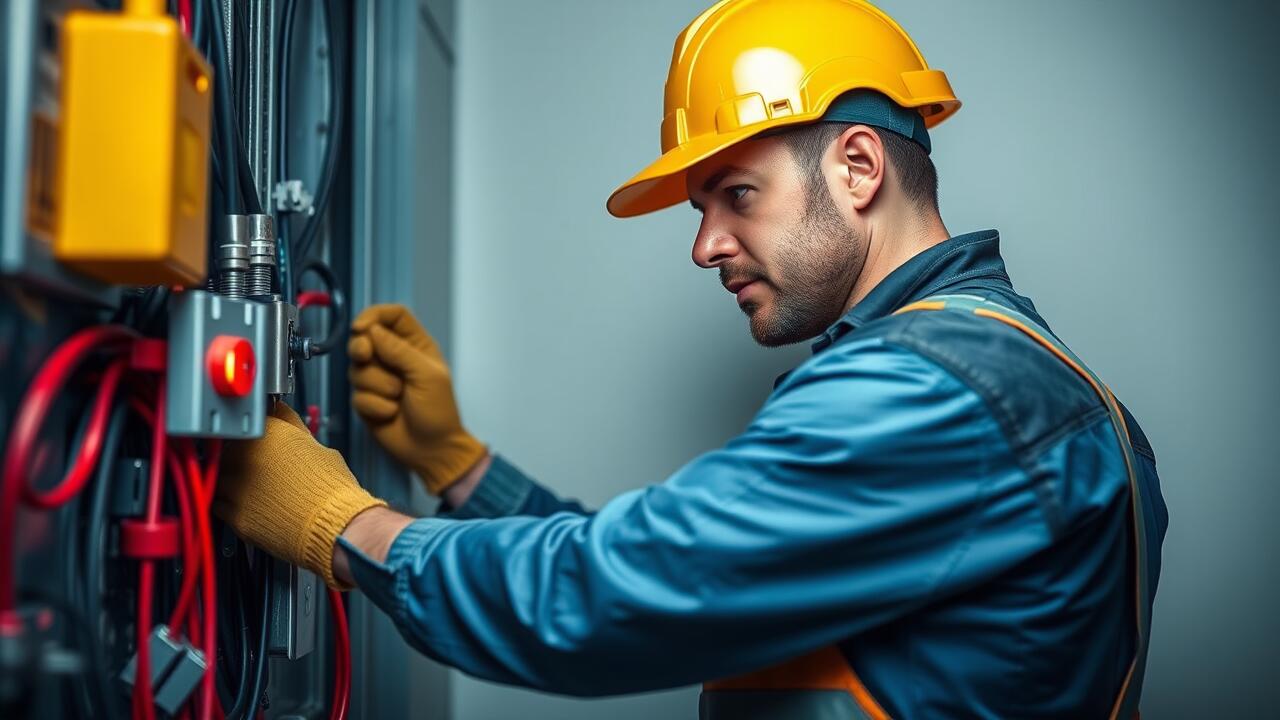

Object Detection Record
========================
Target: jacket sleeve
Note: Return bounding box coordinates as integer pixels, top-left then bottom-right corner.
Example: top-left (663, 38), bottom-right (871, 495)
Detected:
top-left (438, 454), bottom-right (592, 520)
top-left (342, 339), bottom-right (1054, 696)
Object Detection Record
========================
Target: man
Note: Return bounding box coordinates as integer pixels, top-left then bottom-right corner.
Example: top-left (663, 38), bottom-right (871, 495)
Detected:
top-left (217, 0), bottom-right (1168, 717)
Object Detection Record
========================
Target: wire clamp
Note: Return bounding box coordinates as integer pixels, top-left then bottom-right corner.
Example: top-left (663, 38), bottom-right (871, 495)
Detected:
top-left (119, 518), bottom-right (181, 559)
top-left (273, 179), bottom-right (315, 216)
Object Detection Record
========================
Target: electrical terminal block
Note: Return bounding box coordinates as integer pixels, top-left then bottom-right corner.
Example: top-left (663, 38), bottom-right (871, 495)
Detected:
top-left (108, 458), bottom-right (148, 519)
top-left (166, 290), bottom-right (267, 439)
top-left (269, 561), bottom-right (318, 659)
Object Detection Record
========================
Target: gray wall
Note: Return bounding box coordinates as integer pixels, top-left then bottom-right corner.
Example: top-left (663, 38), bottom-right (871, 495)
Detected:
top-left (450, 1), bottom-right (1280, 717)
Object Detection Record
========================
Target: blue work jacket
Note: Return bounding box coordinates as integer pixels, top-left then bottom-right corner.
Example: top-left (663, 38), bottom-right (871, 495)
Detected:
top-left (343, 230), bottom-right (1169, 718)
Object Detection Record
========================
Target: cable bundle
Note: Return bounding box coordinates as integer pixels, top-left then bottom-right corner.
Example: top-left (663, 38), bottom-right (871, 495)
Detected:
top-left (0, 328), bottom-right (221, 720)
top-left (1, 0), bottom-right (355, 717)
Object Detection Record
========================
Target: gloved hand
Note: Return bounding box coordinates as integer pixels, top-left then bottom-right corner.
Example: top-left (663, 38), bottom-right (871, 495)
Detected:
top-left (348, 304), bottom-right (487, 495)
top-left (215, 402), bottom-right (387, 589)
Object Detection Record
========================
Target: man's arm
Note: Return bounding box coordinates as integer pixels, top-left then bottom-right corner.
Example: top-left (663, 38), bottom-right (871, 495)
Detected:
top-left (333, 340), bottom-right (1056, 696)
top-left (438, 452), bottom-right (594, 520)
top-left (440, 453), bottom-right (489, 510)
top-left (333, 506), bottom-right (415, 584)
top-left (337, 451), bottom-right (591, 583)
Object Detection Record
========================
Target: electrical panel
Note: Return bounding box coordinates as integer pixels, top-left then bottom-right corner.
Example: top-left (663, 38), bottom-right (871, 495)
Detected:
top-left (0, 0), bottom-right (364, 718)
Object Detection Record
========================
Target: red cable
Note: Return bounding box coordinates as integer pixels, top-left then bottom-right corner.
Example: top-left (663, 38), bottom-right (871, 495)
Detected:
top-left (328, 589), bottom-right (350, 720)
top-left (196, 441), bottom-right (220, 720)
top-left (22, 359), bottom-right (127, 508)
top-left (143, 384), bottom-right (168, 525)
top-left (0, 325), bottom-right (133, 626)
top-left (202, 440), bottom-right (222, 507)
top-left (133, 381), bottom-right (167, 720)
top-left (134, 560), bottom-right (156, 720)
top-left (300, 413), bottom-right (350, 720)
top-left (167, 445), bottom-right (199, 637)
top-left (178, 0), bottom-right (193, 36)
top-left (296, 291), bottom-right (331, 310)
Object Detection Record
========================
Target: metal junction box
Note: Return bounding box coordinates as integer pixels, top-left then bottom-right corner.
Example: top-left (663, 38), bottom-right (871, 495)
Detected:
top-left (166, 290), bottom-right (267, 439)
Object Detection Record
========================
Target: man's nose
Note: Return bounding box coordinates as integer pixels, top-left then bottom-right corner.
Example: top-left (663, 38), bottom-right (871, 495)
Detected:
top-left (691, 222), bottom-right (741, 269)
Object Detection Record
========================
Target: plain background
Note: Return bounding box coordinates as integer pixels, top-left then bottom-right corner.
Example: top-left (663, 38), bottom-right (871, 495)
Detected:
top-left (447, 1), bottom-right (1280, 717)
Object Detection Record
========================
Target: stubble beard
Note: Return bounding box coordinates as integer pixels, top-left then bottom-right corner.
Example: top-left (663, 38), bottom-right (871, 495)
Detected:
top-left (745, 190), bottom-right (866, 347)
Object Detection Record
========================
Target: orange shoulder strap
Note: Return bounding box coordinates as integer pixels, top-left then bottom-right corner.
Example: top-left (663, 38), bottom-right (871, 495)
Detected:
top-left (896, 294), bottom-right (1151, 720)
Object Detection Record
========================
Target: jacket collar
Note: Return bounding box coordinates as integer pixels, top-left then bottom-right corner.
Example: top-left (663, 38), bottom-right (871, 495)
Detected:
top-left (810, 229), bottom-right (1010, 354)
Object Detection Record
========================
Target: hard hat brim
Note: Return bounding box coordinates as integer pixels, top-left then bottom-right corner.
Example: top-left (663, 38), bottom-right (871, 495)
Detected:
top-left (606, 124), bottom-right (769, 219)
top-left (606, 97), bottom-right (959, 218)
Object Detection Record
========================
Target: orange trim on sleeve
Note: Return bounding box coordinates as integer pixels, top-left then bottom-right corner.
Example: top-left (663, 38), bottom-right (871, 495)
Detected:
top-left (895, 300), bottom-right (947, 314)
top-left (705, 646), bottom-right (891, 720)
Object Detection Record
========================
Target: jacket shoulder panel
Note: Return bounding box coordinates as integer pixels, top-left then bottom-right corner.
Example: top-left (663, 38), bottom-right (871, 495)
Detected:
top-left (849, 310), bottom-right (1108, 471)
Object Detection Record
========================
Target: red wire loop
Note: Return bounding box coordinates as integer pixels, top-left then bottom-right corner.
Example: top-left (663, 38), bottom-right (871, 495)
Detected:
top-left (0, 325), bottom-right (134, 620)
top-left (1, 323), bottom-right (344, 720)
top-left (22, 359), bottom-right (129, 509)
top-left (296, 291), bottom-right (332, 310)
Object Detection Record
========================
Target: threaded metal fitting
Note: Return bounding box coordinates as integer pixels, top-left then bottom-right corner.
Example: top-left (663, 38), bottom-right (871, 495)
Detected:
top-left (217, 215), bottom-right (250, 298)
top-left (246, 214), bottom-right (277, 297)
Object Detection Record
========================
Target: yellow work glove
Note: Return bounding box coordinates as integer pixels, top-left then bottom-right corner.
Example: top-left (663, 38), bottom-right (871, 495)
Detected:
top-left (215, 403), bottom-right (387, 589)
top-left (348, 304), bottom-right (486, 495)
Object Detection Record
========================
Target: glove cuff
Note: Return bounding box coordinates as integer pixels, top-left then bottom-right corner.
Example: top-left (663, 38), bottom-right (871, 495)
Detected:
top-left (302, 489), bottom-right (388, 589)
top-left (414, 432), bottom-right (488, 496)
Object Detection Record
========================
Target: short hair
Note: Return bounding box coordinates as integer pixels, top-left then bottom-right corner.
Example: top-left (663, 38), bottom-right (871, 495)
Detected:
top-left (777, 122), bottom-right (939, 212)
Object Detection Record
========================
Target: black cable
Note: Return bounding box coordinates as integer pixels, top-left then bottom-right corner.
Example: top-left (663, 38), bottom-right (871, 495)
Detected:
top-left (224, 549), bottom-right (271, 720)
top-left (80, 404), bottom-right (128, 720)
top-left (298, 259), bottom-right (346, 356)
top-left (243, 558), bottom-right (272, 718)
top-left (55, 399), bottom-right (94, 719)
top-left (134, 286), bottom-right (170, 336)
top-left (191, 0), bottom-right (206, 53)
top-left (206, 0), bottom-right (241, 214)
top-left (205, 0), bottom-right (262, 216)
top-left (222, 542), bottom-right (253, 719)
top-left (230, 0), bottom-right (263, 215)
top-left (60, 397), bottom-right (96, 604)
top-left (214, 547), bottom-right (241, 710)
top-left (275, 0), bottom-right (299, 302)
top-left (234, 2), bottom-right (248, 130)
top-left (293, 0), bottom-right (345, 264)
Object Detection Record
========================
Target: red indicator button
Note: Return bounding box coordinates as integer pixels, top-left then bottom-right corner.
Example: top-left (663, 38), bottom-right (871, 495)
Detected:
top-left (206, 335), bottom-right (256, 397)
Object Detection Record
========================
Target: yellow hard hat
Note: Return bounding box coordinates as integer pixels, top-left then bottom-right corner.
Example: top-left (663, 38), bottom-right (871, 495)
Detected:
top-left (607, 0), bottom-right (960, 218)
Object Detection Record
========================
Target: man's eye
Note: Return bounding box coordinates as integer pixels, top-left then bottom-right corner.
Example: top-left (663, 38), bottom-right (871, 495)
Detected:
top-left (727, 185), bottom-right (752, 206)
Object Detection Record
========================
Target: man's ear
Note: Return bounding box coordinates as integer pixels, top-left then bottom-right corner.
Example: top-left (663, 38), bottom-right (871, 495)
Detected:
top-left (837, 125), bottom-right (885, 211)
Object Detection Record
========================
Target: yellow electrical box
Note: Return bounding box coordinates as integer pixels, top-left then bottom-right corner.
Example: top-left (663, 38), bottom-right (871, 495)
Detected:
top-left (54, 6), bottom-right (212, 286)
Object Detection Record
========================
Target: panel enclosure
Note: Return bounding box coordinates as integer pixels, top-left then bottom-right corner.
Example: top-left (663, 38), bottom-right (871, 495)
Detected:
top-left (0, 0), bottom-right (116, 304)
top-left (166, 289), bottom-right (268, 440)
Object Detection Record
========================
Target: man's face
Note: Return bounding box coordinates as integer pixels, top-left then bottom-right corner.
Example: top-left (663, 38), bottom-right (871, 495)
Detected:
top-left (686, 135), bottom-right (867, 347)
